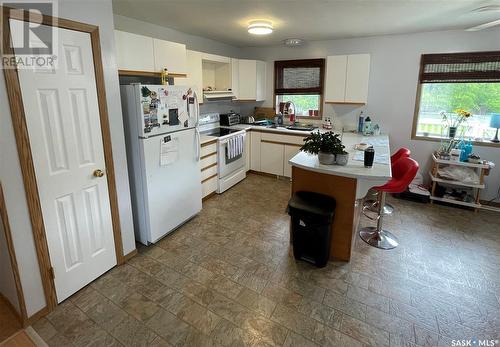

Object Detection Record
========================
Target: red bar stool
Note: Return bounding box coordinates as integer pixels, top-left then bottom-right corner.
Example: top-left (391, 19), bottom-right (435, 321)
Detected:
top-left (364, 147), bottom-right (411, 214)
top-left (359, 157), bottom-right (419, 249)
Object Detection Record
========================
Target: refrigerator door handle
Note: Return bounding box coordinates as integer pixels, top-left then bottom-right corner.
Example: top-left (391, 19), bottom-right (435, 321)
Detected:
top-left (195, 128), bottom-right (201, 161)
top-left (194, 91), bottom-right (200, 127)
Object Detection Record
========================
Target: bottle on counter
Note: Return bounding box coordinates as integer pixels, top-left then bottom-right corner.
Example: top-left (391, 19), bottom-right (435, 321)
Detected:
top-left (358, 111), bottom-right (364, 133)
top-left (363, 116), bottom-right (372, 135)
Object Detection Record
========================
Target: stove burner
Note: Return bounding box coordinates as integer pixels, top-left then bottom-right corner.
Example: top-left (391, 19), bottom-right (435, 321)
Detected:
top-left (202, 128), bottom-right (242, 137)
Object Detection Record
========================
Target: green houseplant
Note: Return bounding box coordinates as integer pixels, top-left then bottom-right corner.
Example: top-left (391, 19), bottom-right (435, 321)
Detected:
top-left (301, 131), bottom-right (345, 165)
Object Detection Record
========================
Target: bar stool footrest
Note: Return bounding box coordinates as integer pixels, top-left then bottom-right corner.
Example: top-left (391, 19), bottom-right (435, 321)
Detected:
top-left (359, 227), bottom-right (399, 250)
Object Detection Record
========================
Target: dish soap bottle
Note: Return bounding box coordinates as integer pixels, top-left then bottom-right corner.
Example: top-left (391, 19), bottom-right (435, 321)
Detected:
top-left (363, 116), bottom-right (372, 135)
top-left (358, 111), bottom-right (364, 133)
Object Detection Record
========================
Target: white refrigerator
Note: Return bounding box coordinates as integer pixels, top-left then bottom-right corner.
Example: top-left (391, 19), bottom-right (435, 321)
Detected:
top-left (120, 84), bottom-right (202, 245)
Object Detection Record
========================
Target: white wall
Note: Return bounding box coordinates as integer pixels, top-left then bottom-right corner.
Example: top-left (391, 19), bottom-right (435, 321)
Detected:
top-left (241, 28), bottom-right (500, 201)
top-left (0, 215), bottom-right (20, 316)
top-left (0, 0), bottom-right (135, 316)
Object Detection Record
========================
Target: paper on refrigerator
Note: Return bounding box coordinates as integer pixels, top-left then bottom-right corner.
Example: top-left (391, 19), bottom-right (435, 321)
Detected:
top-left (160, 136), bottom-right (179, 166)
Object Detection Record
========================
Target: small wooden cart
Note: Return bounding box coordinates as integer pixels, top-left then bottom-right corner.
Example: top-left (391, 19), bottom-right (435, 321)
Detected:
top-left (429, 154), bottom-right (493, 211)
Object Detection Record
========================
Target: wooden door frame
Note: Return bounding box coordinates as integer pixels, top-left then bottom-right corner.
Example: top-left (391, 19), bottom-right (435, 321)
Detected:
top-left (2, 7), bottom-right (125, 312)
top-left (0, 184), bottom-right (28, 326)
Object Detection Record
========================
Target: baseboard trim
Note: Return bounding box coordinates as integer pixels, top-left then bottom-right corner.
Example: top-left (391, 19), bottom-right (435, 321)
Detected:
top-left (26, 306), bottom-right (49, 326)
top-left (202, 192), bottom-right (217, 202)
top-left (480, 199), bottom-right (500, 208)
top-left (248, 170), bottom-right (278, 178)
top-left (123, 249), bottom-right (137, 262)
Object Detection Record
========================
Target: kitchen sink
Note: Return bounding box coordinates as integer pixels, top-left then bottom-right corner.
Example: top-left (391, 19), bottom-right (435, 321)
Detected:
top-left (286, 125), bottom-right (316, 131)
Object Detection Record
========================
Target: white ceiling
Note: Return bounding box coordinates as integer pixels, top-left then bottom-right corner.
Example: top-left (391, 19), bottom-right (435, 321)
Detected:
top-left (112, 0), bottom-right (500, 47)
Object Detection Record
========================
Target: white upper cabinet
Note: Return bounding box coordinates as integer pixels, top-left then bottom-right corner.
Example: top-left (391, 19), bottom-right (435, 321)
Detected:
top-left (325, 55), bottom-right (347, 103)
top-left (325, 54), bottom-right (370, 104)
top-left (114, 30), bottom-right (187, 75)
top-left (175, 50), bottom-right (203, 101)
top-left (153, 39), bottom-right (187, 75)
top-left (114, 30), bottom-right (155, 72)
top-left (345, 54), bottom-right (370, 103)
top-left (256, 61), bottom-right (266, 101)
top-left (237, 59), bottom-right (266, 101)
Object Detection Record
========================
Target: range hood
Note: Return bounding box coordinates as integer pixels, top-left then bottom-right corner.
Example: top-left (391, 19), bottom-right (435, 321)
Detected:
top-left (203, 90), bottom-right (235, 101)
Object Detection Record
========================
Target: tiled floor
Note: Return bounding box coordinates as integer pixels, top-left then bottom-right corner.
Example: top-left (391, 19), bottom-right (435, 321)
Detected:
top-left (33, 173), bottom-right (500, 347)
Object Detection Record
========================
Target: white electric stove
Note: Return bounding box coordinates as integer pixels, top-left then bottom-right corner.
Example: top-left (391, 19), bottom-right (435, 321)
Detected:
top-left (199, 113), bottom-right (247, 193)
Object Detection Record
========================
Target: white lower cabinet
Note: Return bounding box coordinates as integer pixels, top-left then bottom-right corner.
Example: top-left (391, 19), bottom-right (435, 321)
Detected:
top-left (260, 141), bottom-right (285, 176)
top-left (249, 131), bottom-right (305, 177)
top-left (283, 145), bottom-right (302, 178)
top-left (202, 176), bottom-right (218, 198)
top-left (200, 141), bottom-right (218, 199)
top-left (250, 131), bottom-right (261, 171)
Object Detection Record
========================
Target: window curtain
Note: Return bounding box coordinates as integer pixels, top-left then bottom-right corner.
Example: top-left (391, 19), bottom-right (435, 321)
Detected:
top-left (419, 51), bottom-right (500, 83)
top-left (274, 59), bottom-right (325, 94)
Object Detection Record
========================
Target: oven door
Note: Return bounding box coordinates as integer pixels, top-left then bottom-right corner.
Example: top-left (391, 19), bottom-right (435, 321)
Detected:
top-left (218, 132), bottom-right (246, 178)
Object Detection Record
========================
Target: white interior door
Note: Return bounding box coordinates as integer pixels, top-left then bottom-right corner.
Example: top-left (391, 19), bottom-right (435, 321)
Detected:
top-left (10, 20), bottom-right (117, 302)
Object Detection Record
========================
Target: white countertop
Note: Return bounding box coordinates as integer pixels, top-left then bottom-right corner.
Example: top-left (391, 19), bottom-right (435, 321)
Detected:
top-left (224, 124), bottom-right (326, 136)
top-left (200, 135), bottom-right (217, 145)
top-left (289, 133), bottom-right (392, 181)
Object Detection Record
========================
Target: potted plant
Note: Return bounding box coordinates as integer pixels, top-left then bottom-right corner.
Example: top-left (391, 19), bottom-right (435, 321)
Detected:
top-left (301, 131), bottom-right (345, 165)
top-left (335, 150), bottom-right (349, 166)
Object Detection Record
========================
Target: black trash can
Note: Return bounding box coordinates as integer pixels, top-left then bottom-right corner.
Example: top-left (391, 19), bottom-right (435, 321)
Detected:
top-left (287, 191), bottom-right (336, 268)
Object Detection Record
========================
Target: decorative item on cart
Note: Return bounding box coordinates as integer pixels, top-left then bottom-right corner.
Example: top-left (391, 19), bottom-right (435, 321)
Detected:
top-left (301, 131), bottom-right (346, 165)
top-left (450, 148), bottom-right (461, 162)
top-left (440, 109), bottom-right (472, 138)
top-left (467, 153), bottom-right (481, 164)
top-left (459, 140), bottom-right (473, 162)
top-left (436, 138), bottom-right (460, 160)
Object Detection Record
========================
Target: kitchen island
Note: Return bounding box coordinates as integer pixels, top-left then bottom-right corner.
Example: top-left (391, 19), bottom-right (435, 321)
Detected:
top-left (289, 133), bottom-right (391, 261)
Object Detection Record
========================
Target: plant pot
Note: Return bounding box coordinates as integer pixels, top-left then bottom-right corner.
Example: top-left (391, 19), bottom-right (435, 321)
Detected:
top-left (335, 153), bottom-right (349, 166)
top-left (318, 151), bottom-right (336, 165)
top-left (448, 126), bottom-right (457, 138)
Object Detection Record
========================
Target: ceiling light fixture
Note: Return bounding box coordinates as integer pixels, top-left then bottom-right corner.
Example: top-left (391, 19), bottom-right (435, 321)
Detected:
top-left (284, 38), bottom-right (304, 47)
top-left (247, 21), bottom-right (273, 35)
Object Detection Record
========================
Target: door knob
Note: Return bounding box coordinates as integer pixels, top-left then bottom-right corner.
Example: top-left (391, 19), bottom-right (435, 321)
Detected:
top-left (93, 169), bottom-right (105, 178)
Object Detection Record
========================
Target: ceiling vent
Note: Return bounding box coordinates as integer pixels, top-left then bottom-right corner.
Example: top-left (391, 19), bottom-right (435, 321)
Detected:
top-left (466, 5), bottom-right (500, 31)
top-left (283, 38), bottom-right (304, 47)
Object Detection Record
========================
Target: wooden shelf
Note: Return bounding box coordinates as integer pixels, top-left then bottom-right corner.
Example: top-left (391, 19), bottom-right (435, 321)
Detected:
top-left (430, 196), bottom-right (481, 209)
top-left (118, 69), bottom-right (187, 78)
top-left (428, 172), bottom-right (485, 189)
top-left (429, 153), bottom-right (494, 212)
top-left (432, 154), bottom-right (490, 169)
